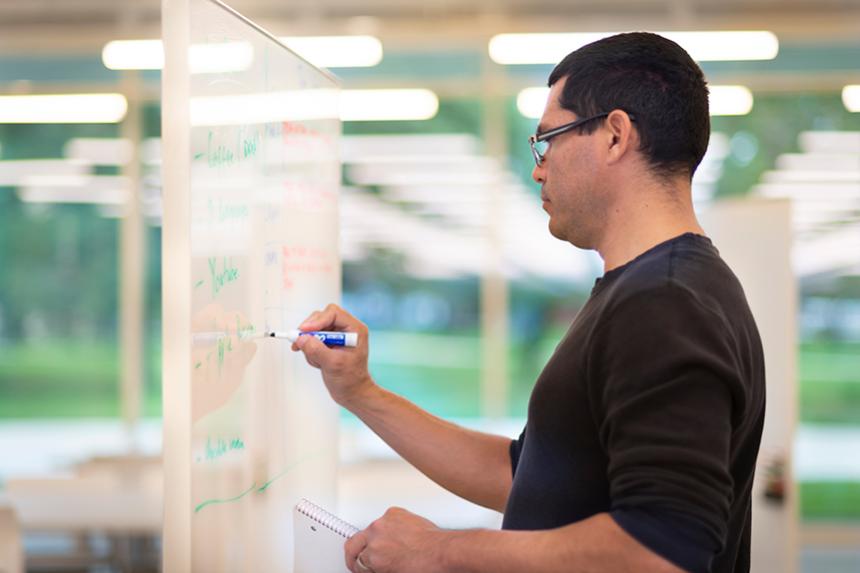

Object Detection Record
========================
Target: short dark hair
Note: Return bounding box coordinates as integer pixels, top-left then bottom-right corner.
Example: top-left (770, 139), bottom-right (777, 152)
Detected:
top-left (547, 32), bottom-right (710, 180)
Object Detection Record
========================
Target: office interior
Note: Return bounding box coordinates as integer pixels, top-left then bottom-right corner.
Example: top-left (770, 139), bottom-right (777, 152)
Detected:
top-left (0, 0), bottom-right (859, 571)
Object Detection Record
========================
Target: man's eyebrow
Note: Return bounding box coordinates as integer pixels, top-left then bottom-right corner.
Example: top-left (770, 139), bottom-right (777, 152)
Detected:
top-left (536, 123), bottom-right (546, 133)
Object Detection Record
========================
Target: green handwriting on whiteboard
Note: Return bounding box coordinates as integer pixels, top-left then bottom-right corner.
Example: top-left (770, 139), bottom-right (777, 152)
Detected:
top-left (204, 128), bottom-right (261, 168)
top-left (201, 319), bottom-right (254, 374)
top-left (215, 336), bottom-right (232, 374)
top-left (208, 198), bottom-right (249, 222)
top-left (203, 335), bottom-right (232, 375)
top-left (199, 436), bottom-right (245, 462)
top-left (236, 316), bottom-right (256, 338)
top-left (208, 257), bottom-right (239, 296)
top-left (206, 131), bottom-right (234, 166)
top-left (192, 452), bottom-right (323, 513)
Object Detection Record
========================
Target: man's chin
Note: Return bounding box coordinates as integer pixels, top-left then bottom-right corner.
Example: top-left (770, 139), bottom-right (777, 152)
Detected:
top-left (547, 220), bottom-right (565, 242)
top-left (549, 221), bottom-right (594, 250)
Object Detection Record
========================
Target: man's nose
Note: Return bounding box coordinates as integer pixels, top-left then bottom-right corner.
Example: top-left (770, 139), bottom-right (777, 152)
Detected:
top-left (532, 163), bottom-right (545, 184)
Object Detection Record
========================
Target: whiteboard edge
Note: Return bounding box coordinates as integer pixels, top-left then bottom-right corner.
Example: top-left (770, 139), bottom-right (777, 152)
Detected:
top-left (162, 0), bottom-right (193, 571)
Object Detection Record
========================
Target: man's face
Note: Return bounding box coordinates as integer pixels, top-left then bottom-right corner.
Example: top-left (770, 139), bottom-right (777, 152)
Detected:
top-left (532, 76), bottom-right (608, 249)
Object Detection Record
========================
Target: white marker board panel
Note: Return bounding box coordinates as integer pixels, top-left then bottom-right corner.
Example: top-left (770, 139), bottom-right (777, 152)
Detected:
top-left (162, 1), bottom-right (341, 571)
top-left (700, 198), bottom-right (798, 573)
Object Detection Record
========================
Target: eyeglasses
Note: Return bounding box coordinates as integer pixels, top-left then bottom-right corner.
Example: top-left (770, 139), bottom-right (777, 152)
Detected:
top-left (528, 111), bottom-right (637, 167)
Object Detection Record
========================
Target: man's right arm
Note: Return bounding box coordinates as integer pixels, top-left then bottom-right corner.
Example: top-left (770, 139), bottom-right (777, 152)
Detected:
top-left (293, 304), bottom-right (513, 513)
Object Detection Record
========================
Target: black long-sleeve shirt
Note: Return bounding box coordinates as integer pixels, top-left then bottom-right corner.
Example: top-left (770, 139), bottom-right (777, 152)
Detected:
top-left (502, 233), bottom-right (765, 573)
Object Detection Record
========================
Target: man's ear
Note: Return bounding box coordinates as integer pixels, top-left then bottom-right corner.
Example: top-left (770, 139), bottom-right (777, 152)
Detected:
top-left (604, 110), bottom-right (637, 165)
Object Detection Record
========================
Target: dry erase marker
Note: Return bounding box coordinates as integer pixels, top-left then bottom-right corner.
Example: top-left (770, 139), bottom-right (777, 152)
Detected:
top-left (267, 330), bottom-right (358, 347)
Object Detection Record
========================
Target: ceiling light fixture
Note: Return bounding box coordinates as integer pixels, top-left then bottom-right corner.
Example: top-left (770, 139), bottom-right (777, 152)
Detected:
top-left (280, 35), bottom-right (383, 68)
top-left (842, 85), bottom-right (860, 112)
top-left (516, 85), bottom-right (753, 118)
top-left (0, 94), bottom-right (128, 124)
top-left (103, 36), bottom-right (383, 71)
top-left (490, 31), bottom-right (779, 65)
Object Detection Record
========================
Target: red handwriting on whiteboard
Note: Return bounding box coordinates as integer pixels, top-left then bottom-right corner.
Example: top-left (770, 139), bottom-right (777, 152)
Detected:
top-left (281, 121), bottom-right (336, 164)
top-left (282, 121), bottom-right (332, 145)
top-left (284, 181), bottom-right (336, 213)
top-left (282, 245), bottom-right (334, 289)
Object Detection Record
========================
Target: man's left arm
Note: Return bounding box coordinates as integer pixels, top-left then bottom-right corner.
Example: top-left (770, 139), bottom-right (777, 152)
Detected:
top-left (345, 508), bottom-right (686, 573)
top-left (346, 284), bottom-right (742, 573)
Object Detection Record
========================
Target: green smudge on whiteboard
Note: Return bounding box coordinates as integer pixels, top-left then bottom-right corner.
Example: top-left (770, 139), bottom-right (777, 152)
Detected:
top-left (193, 482), bottom-right (257, 513)
top-left (192, 452), bottom-right (324, 513)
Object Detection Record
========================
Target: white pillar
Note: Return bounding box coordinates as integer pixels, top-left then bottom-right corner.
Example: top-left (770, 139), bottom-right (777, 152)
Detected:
top-left (479, 47), bottom-right (509, 420)
top-left (119, 70), bottom-right (145, 449)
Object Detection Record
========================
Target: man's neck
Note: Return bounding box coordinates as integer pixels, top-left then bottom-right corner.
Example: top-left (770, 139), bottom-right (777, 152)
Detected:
top-left (595, 183), bottom-right (705, 273)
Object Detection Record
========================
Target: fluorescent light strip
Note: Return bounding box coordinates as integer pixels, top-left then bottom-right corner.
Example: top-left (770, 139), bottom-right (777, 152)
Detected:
top-left (754, 182), bottom-right (860, 200)
top-left (348, 157), bottom-right (501, 178)
top-left (708, 85), bottom-right (753, 116)
top-left (103, 36), bottom-right (382, 71)
top-left (189, 42), bottom-right (254, 74)
top-left (64, 138), bottom-right (133, 166)
top-left (103, 40), bottom-right (253, 74)
top-left (342, 134), bottom-right (480, 158)
top-left (350, 171), bottom-right (501, 187)
top-left (190, 88), bottom-right (438, 125)
top-left (763, 170), bottom-right (860, 184)
top-left (341, 89), bottom-right (438, 122)
top-left (489, 31), bottom-right (778, 65)
top-left (103, 39), bottom-right (163, 70)
top-left (663, 32), bottom-right (778, 62)
top-left (18, 186), bottom-right (128, 204)
top-left (517, 87), bottom-right (551, 119)
top-left (0, 94), bottom-right (128, 124)
top-left (776, 152), bottom-right (860, 172)
top-left (799, 131), bottom-right (860, 154)
top-left (20, 174), bottom-right (130, 192)
top-left (190, 89), bottom-right (339, 125)
top-left (793, 225), bottom-right (860, 276)
top-left (0, 159), bottom-right (91, 186)
top-left (516, 85), bottom-right (752, 118)
top-left (280, 35), bottom-right (383, 68)
top-left (843, 85), bottom-right (860, 112)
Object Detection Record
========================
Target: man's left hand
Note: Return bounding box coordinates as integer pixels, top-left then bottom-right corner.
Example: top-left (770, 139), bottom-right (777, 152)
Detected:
top-left (345, 507), bottom-right (449, 573)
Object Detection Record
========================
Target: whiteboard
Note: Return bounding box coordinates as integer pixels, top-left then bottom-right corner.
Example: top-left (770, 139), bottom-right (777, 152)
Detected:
top-left (162, 1), bottom-right (341, 571)
top-left (700, 199), bottom-right (798, 573)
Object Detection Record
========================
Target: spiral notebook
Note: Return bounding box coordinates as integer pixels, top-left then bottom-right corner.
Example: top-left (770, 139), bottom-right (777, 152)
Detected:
top-left (293, 499), bottom-right (359, 573)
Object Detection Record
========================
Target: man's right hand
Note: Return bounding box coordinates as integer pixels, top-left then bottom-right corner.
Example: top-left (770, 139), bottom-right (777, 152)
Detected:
top-left (295, 305), bottom-right (514, 513)
top-left (292, 303), bottom-right (374, 408)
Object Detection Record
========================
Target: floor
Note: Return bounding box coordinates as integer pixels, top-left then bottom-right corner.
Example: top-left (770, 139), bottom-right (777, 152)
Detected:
top-left (1, 419), bottom-right (858, 572)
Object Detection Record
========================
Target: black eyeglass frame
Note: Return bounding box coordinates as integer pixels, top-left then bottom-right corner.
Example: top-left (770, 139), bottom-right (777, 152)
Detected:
top-left (528, 111), bottom-right (637, 166)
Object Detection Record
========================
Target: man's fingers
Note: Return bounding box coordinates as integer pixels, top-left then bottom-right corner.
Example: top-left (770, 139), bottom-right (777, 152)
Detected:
top-left (344, 530), bottom-right (367, 572)
top-left (295, 332), bottom-right (330, 367)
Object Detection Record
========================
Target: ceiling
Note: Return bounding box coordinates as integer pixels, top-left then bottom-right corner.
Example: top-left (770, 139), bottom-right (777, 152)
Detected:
top-left (1, 0), bottom-right (860, 53)
top-left (0, 0), bottom-right (857, 282)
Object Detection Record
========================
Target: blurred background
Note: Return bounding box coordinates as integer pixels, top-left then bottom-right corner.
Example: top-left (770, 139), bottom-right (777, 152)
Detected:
top-left (0, 0), bottom-right (858, 571)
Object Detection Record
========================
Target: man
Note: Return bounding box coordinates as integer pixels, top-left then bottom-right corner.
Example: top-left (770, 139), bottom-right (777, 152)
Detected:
top-left (293, 32), bottom-right (765, 573)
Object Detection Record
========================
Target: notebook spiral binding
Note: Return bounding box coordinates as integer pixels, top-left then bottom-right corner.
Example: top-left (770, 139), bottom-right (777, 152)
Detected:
top-left (296, 499), bottom-right (359, 538)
